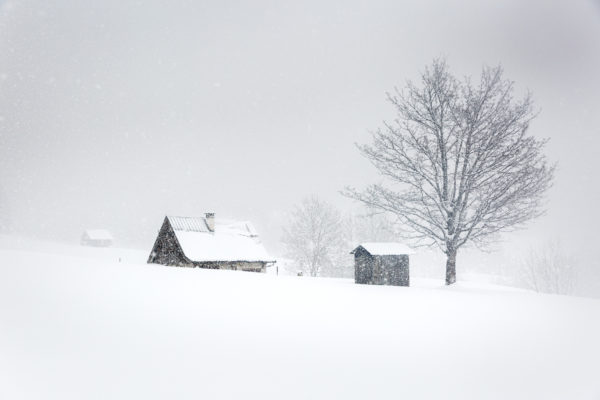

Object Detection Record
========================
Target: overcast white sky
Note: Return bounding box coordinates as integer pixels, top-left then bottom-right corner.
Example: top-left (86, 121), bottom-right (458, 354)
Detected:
top-left (0, 0), bottom-right (599, 269)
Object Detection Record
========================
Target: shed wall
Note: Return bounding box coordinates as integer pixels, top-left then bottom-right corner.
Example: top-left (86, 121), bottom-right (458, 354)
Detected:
top-left (353, 250), bottom-right (409, 287)
top-left (354, 249), bottom-right (373, 284)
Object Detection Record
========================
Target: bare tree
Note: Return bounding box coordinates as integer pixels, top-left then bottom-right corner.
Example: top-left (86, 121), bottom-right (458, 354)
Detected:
top-left (521, 240), bottom-right (578, 295)
top-left (281, 196), bottom-right (345, 277)
top-left (345, 59), bottom-right (554, 285)
top-left (346, 208), bottom-right (398, 245)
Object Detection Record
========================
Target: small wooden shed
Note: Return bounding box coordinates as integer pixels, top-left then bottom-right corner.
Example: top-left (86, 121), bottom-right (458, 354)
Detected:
top-left (350, 242), bottom-right (413, 286)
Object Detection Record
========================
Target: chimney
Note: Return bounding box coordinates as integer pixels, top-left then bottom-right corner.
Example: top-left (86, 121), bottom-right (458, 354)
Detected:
top-left (205, 212), bottom-right (215, 232)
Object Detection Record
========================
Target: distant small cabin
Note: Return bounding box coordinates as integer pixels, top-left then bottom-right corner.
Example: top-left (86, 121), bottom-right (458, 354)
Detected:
top-left (350, 242), bottom-right (413, 286)
top-left (81, 229), bottom-right (113, 247)
top-left (147, 213), bottom-right (275, 273)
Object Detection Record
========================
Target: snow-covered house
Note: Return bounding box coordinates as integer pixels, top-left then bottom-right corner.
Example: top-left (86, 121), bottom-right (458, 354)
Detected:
top-left (81, 229), bottom-right (114, 247)
top-left (147, 214), bottom-right (275, 272)
top-left (350, 242), bottom-right (413, 286)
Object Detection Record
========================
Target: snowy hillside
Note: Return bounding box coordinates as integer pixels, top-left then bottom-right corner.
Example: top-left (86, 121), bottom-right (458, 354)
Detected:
top-left (0, 238), bottom-right (599, 399)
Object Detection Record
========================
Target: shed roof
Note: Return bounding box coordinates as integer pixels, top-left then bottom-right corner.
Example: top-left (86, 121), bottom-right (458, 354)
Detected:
top-left (351, 242), bottom-right (414, 256)
top-left (83, 229), bottom-right (113, 241)
top-left (166, 216), bottom-right (274, 263)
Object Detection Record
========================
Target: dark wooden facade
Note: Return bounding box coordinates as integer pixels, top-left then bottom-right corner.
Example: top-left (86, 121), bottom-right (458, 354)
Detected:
top-left (147, 217), bottom-right (188, 266)
top-left (352, 246), bottom-right (410, 286)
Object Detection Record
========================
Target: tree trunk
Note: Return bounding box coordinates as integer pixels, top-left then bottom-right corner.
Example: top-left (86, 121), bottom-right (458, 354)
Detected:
top-left (445, 250), bottom-right (457, 285)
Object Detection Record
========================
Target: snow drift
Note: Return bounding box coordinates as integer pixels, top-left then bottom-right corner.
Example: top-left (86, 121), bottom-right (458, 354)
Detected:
top-left (0, 237), bottom-right (599, 399)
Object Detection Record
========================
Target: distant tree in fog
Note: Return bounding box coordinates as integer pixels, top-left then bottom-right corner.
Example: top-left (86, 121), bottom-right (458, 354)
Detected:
top-left (345, 209), bottom-right (398, 245)
top-left (345, 58), bottom-right (554, 285)
top-left (521, 240), bottom-right (578, 295)
top-left (281, 197), bottom-right (345, 277)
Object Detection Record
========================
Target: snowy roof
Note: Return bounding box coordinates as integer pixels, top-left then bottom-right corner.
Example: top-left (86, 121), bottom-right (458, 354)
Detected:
top-left (83, 229), bottom-right (113, 241)
top-left (168, 216), bottom-right (210, 232)
top-left (167, 216), bottom-right (274, 263)
top-left (217, 220), bottom-right (259, 237)
top-left (167, 216), bottom-right (258, 237)
top-left (351, 242), bottom-right (414, 256)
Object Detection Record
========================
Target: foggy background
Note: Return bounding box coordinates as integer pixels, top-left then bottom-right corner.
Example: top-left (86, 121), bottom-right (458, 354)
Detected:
top-left (0, 0), bottom-right (599, 285)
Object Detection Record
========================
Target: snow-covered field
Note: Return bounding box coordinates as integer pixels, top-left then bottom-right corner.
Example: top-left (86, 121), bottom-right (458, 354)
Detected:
top-left (1, 237), bottom-right (599, 399)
